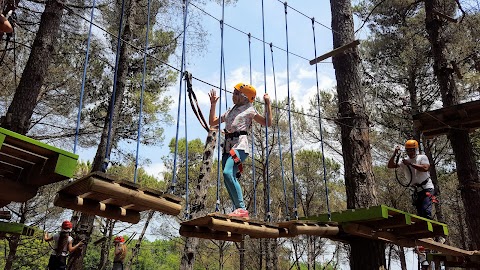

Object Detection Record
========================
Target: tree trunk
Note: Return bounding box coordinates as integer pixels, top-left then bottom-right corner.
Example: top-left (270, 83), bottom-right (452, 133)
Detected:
top-left (98, 219), bottom-right (115, 270)
top-left (330, 1), bottom-right (386, 269)
top-left (4, 203), bottom-right (27, 270)
top-left (397, 246), bottom-right (407, 270)
top-left (0, 0), bottom-right (64, 134)
top-left (424, 0), bottom-right (480, 249)
top-left (125, 210), bottom-right (155, 270)
top-left (180, 129), bottom-right (217, 270)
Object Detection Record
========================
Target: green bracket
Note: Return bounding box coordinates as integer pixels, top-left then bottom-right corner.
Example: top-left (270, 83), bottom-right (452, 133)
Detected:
top-left (0, 221), bottom-right (35, 236)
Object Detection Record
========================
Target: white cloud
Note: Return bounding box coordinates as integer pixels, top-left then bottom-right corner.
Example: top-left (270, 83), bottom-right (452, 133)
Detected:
top-left (144, 162), bottom-right (167, 178)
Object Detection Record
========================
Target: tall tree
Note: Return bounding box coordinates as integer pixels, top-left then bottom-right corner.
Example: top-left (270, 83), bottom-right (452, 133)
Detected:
top-left (424, 0), bottom-right (480, 248)
top-left (330, 0), bottom-right (386, 269)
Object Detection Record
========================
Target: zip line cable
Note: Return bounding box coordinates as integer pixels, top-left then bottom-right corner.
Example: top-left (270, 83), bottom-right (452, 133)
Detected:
top-left (284, 2), bottom-right (298, 220)
top-left (133, 0), bottom-right (152, 183)
top-left (270, 43), bottom-right (289, 220)
top-left (248, 33), bottom-right (257, 216)
top-left (74, 0), bottom-right (96, 155)
top-left (312, 17), bottom-right (331, 220)
top-left (214, 0), bottom-right (226, 213)
top-left (261, 0), bottom-right (272, 222)
top-left (103, 0), bottom-right (127, 173)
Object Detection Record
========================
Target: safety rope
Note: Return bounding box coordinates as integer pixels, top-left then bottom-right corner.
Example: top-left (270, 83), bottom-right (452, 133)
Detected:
top-left (248, 32), bottom-right (257, 216)
top-left (133, 0), bottom-right (152, 183)
top-left (284, 2), bottom-right (298, 220)
top-left (214, 0), bottom-right (225, 213)
top-left (261, 0), bottom-right (271, 222)
top-left (311, 17), bottom-right (331, 220)
top-left (74, 0), bottom-right (96, 155)
top-left (270, 43), bottom-right (289, 220)
top-left (172, 0), bottom-right (189, 219)
top-left (184, 71), bottom-right (209, 132)
top-left (103, 0), bottom-right (127, 173)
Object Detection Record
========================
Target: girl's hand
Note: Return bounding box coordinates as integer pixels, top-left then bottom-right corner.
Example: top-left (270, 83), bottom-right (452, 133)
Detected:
top-left (209, 89), bottom-right (219, 104)
top-left (263, 93), bottom-right (270, 104)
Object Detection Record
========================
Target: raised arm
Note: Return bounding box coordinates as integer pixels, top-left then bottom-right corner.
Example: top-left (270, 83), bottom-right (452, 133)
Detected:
top-left (68, 239), bottom-right (84, 253)
top-left (209, 89), bottom-right (221, 127)
top-left (253, 93), bottom-right (272, 127)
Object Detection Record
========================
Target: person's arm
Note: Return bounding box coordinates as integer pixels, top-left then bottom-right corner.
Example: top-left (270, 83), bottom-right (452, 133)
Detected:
top-left (44, 233), bottom-right (53, 242)
top-left (253, 93), bottom-right (272, 127)
top-left (402, 156), bottom-right (430, 172)
top-left (209, 89), bottom-right (221, 127)
top-left (0, 14), bottom-right (13, 33)
top-left (387, 146), bottom-right (400, 168)
top-left (68, 239), bottom-right (84, 253)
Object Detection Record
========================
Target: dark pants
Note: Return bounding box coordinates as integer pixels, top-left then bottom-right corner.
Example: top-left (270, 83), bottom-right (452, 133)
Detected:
top-left (415, 188), bottom-right (434, 219)
top-left (112, 261), bottom-right (124, 270)
top-left (48, 255), bottom-right (67, 270)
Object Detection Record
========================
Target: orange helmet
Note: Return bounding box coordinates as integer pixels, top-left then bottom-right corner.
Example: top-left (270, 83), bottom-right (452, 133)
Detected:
top-left (61, 220), bottom-right (73, 231)
top-left (405, 139), bottom-right (418, 149)
top-left (234, 83), bottom-right (256, 103)
top-left (114, 236), bottom-right (125, 243)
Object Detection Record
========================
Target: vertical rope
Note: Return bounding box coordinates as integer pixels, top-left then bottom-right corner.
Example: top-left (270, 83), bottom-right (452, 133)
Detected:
top-left (312, 17), bottom-right (331, 220)
top-left (133, 0), bottom-right (152, 183)
top-left (270, 43), bottom-right (289, 220)
top-left (103, 0), bottom-right (127, 172)
top-left (223, 53), bottom-right (228, 110)
top-left (74, 0), bottom-right (96, 155)
top-left (215, 0), bottom-right (226, 212)
top-left (284, 1), bottom-right (298, 219)
top-left (248, 33), bottom-right (257, 216)
top-left (261, 0), bottom-right (271, 222)
top-left (172, 0), bottom-right (189, 218)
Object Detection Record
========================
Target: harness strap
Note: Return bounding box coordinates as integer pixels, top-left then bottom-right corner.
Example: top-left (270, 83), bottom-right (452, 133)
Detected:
top-left (229, 148), bottom-right (243, 178)
top-left (225, 130), bottom-right (248, 139)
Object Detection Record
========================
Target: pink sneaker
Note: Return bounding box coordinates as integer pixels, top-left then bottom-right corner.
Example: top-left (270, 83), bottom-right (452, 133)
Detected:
top-left (228, 208), bottom-right (249, 219)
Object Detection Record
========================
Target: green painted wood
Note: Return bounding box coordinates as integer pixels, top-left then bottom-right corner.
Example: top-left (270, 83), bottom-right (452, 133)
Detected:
top-left (302, 205), bottom-right (392, 223)
top-left (0, 133), bottom-right (5, 148)
top-left (0, 128), bottom-right (77, 158)
top-left (0, 221), bottom-right (35, 236)
top-left (54, 154), bottom-right (78, 178)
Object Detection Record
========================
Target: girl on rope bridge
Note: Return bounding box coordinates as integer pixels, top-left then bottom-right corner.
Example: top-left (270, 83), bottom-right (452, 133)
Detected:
top-left (209, 83), bottom-right (272, 219)
top-left (44, 220), bottom-right (84, 270)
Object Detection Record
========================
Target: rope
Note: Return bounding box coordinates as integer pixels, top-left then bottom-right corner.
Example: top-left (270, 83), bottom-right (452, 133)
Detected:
top-left (214, 0), bottom-right (226, 213)
top-left (133, 0), bottom-right (152, 183)
top-left (172, 0), bottom-right (189, 219)
top-left (74, 0), bottom-right (96, 155)
top-left (270, 43), bottom-right (289, 220)
top-left (103, 0), bottom-right (127, 172)
top-left (284, 2), bottom-right (298, 220)
top-left (261, 0), bottom-right (271, 222)
top-left (185, 71), bottom-right (209, 132)
top-left (248, 33), bottom-right (257, 216)
top-left (311, 17), bottom-right (331, 220)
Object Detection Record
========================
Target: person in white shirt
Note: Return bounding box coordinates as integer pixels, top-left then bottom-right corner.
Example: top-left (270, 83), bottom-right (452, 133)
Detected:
top-left (44, 220), bottom-right (83, 270)
top-left (209, 83), bottom-right (272, 219)
top-left (387, 139), bottom-right (435, 219)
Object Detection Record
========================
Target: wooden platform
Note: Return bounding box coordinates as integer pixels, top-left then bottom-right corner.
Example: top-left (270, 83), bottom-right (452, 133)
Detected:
top-left (54, 171), bottom-right (182, 223)
top-left (412, 99), bottom-right (480, 138)
top-left (180, 213), bottom-right (279, 241)
top-left (427, 252), bottom-right (480, 268)
top-left (277, 220), bottom-right (339, 237)
top-left (0, 127), bottom-right (78, 205)
top-left (0, 221), bottom-right (35, 237)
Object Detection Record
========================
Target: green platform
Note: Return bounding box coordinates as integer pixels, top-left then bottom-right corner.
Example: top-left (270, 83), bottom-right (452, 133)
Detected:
top-left (302, 205), bottom-right (448, 240)
top-left (0, 127), bottom-right (79, 205)
top-left (0, 221), bottom-right (35, 236)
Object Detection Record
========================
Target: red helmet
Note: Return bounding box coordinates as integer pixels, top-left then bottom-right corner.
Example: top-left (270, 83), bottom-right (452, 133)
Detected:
top-left (61, 220), bottom-right (73, 230)
top-left (114, 236), bottom-right (125, 243)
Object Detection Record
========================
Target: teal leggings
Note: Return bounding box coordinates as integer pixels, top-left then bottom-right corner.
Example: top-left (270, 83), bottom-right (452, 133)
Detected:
top-left (222, 149), bottom-right (248, 209)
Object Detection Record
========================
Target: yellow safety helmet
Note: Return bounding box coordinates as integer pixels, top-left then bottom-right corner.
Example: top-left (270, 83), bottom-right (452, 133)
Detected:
top-left (234, 83), bottom-right (256, 103)
top-left (405, 139), bottom-right (418, 149)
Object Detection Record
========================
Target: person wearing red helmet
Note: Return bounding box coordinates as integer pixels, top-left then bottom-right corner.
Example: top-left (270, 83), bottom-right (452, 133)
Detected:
top-left (113, 236), bottom-right (127, 270)
top-left (387, 140), bottom-right (435, 219)
top-left (209, 83), bottom-right (272, 219)
top-left (44, 220), bottom-right (83, 270)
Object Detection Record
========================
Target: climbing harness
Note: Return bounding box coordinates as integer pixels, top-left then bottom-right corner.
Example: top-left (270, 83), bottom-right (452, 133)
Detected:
top-left (229, 148), bottom-right (243, 179)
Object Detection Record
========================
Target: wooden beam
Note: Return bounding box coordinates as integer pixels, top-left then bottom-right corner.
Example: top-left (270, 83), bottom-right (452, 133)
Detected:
top-left (209, 217), bottom-right (279, 238)
top-left (432, 10), bottom-right (458, 23)
top-left (309, 40), bottom-right (360, 65)
top-left (0, 177), bottom-right (38, 202)
top-left (0, 211), bottom-right (11, 220)
top-left (179, 225), bottom-right (243, 242)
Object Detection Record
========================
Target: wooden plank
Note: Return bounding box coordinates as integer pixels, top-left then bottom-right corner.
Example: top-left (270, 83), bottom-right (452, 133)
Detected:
top-left (54, 193), bottom-right (141, 224)
top-left (59, 172), bottom-right (182, 216)
top-left (0, 128), bottom-right (78, 158)
top-left (309, 40), bottom-right (360, 65)
top-left (210, 218), bottom-right (279, 238)
top-left (0, 177), bottom-right (38, 202)
top-left (302, 205), bottom-right (391, 223)
top-left (0, 211), bottom-right (11, 220)
top-left (179, 225), bottom-right (243, 242)
top-left (277, 220), bottom-right (339, 237)
top-left (400, 238), bottom-right (478, 257)
top-left (432, 10), bottom-right (458, 23)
